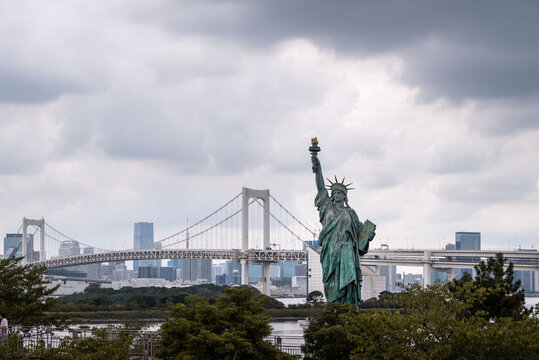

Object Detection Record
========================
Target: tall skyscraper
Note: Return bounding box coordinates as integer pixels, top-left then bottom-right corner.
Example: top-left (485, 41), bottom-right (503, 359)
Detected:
top-left (84, 247), bottom-right (102, 280)
top-left (3, 233), bottom-right (34, 259)
top-left (181, 258), bottom-right (212, 283)
top-left (379, 265), bottom-right (397, 291)
top-left (226, 261), bottom-right (242, 284)
top-left (59, 240), bottom-right (81, 257)
top-left (133, 222), bottom-right (159, 273)
top-left (455, 232), bottom-right (481, 250)
top-left (47, 240), bottom-right (86, 278)
top-left (454, 232), bottom-right (481, 279)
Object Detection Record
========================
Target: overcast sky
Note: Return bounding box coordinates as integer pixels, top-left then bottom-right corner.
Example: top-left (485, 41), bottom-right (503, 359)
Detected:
top-left (1, 0), bottom-right (539, 254)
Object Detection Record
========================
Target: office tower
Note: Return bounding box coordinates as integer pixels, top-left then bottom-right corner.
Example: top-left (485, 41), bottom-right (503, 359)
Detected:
top-left (133, 222), bottom-right (160, 273)
top-left (431, 272), bottom-right (448, 283)
top-left (454, 232), bottom-right (481, 279)
top-left (269, 263), bottom-right (280, 278)
top-left (181, 258), bottom-right (211, 283)
top-left (212, 263), bottom-right (224, 282)
top-left (83, 247), bottom-right (102, 280)
top-left (515, 248), bottom-right (538, 292)
top-left (49, 240), bottom-right (87, 277)
top-left (138, 266), bottom-right (158, 279)
top-left (159, 267), bottom-right (176, 282)
top-left (168, 258), bottom-right (183, 270)
top-left (295, 263), bottom-right (308, 277)
top-left (59, 240), bottom-right (81, 256)
top-left (248, 264), bottom-right (263, 278)
top-left (138, 266), bottom-right (177, 281)
top-left (379, 265), bottom-right (397, 291)
top-left (3, 233), bottom-right (34, 259)
top-left (455, 232), bottom-right (481, 250)
top-left (226, 261), bottom-right (242, 284)
top-left (280, 262), bottom-right (299, 278)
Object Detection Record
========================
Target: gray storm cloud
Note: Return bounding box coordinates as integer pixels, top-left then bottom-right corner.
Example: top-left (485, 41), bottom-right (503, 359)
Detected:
top-left (1, 1), bottom-right (538, 250)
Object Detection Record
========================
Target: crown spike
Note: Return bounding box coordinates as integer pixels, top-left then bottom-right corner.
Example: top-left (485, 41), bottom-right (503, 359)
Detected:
top-left (345, 182), bottom-right (353, 187)
top-left (326, 177), bottom-right (334, 185)
top-left (334, 175), bottom-right (338, 183)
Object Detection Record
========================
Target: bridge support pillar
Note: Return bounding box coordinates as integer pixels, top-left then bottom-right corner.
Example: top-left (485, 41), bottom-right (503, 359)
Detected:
top-left (241, 187), bottom-right (271, 291)
top-left (22, 218), bottom-right (45, 264)
top-left (241, 259), bottom-right (249, 285)
top-left (422, 250), bottom-right (432, 287)
top-left (262, 263), bottom-right (271, 295)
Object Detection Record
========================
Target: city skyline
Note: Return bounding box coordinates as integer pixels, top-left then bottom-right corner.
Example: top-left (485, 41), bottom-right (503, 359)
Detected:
top-left (1, 1), bottom-right (538, 252)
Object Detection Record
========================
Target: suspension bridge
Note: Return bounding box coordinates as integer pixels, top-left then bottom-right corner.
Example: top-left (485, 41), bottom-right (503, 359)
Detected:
top-left (11, 188), bottom-right (316, 295)
top-left (8, 186), bottom-right (539, 294)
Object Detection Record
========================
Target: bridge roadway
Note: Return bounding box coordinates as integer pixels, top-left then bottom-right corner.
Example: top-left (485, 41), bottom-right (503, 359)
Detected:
top-left (362, 249), bottom-right (539, 271)
top-left (31, 248), bottom-right (539, 272)
top-left (31, 248), bottom-right (308, 269)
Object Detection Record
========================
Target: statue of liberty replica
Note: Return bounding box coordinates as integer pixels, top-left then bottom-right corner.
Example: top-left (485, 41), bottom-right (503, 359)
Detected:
top-left (310, 138), bottom-right (376, 306)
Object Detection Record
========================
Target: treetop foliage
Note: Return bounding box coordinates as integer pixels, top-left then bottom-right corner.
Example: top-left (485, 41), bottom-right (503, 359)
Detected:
top-left (303, 253), bottom-right (538, 360)
top-left (157, 287), bottom-right (295, 360)
top-left (55, 283), bottom-right (285, 313)
top-left (448, 252), bottom-right (528, 320)
top-left (0, 257), bottom-right (64, 326)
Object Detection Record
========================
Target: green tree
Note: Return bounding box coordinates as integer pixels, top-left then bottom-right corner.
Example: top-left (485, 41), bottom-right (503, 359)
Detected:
top-left (0, 327), bottom-right (133, 360)
top-left (303, 282), bottom-right (539, 360)
top-left (306, 291), bottom-right (324, 303)
top-left (448, 252), bottom-right (528, 320)
top-left (0, 257), bottom-right (64, 326)
top-left (157, 287), bottom-right (296, 360)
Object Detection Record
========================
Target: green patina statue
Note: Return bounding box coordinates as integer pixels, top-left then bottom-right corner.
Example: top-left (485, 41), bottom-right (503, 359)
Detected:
top-left (310, 138), bottom-right (376, 306)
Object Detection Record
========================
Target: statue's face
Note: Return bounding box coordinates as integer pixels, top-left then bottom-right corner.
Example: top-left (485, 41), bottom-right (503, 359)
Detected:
top-left (332, 189), bottom-right (346, 202)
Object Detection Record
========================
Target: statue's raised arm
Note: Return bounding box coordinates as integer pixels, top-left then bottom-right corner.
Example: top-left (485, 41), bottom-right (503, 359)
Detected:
top-left (309, 138), bottom-right (325, 194)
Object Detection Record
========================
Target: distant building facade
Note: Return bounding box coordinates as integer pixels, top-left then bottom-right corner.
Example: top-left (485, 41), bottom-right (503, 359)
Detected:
top-left (454, 232), bottom-right (481, 279)
top-left (182, 258), bottom-right (211, 283)
top-left (3, 233), bottom-right (35, 260)
top-left (133, 222), bottom-right (160, 273)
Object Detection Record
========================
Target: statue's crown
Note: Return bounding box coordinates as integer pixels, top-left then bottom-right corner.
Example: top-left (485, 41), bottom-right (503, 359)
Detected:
top-left (325, 175), bottom-right (354, 194)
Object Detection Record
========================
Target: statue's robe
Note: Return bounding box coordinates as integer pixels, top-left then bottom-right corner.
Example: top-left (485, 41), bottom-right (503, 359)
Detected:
top-left (316, 189), bottom-right (369, 305)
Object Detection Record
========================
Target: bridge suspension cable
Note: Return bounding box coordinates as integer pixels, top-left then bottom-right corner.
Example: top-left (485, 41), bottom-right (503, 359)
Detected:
top-left (254, 199), bottom-right (312, 246)
top-left (44, 222), bottom-right (108, 252)
top-left (269, 194), bottom-right (316, 238)
top-left (159, 197), bottom-right (255, 249)
top-left (155, 192), bottom-right (242, 246)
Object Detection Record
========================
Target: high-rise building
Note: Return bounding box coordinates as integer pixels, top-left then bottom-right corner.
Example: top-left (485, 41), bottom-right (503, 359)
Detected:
top-left (248, 264), bottom-right (263, 278)
top-left (51, 240), bottom-right (86, 278)
top-left (280, 262), bottom-right (299, 278)
top-left (133, 222), bottom-right (160, 273)
top-left (295, 263), bottom-right (308, 277)
top-left (515, 248), bottom-right (538, 292)
top-left (455, 232), bottom-right (481, 250)
top-left (182, 259), bottom-right (211, 283)
top-left (379, 265), bottom-right (397, 291)
top-left (83, 247), bottom-right (102, 280)
top-left (138, 266), bottom-right (177, 281)
top-left (167, 259), bottom-right (183, 270)
top-left (454, 232), bottom-right (481, 279)
top-left (225, 261), bottom-right (242, 284)
top-left (59, 240), bottom-right (81, 257)
top-left (3, 233), bottom-right (34, 260)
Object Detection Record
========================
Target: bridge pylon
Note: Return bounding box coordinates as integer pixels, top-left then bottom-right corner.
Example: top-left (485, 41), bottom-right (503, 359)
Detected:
top-left (22, 218), bottom-right (45, 264)
top-left (241, 187), bottom-right (271, 295)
